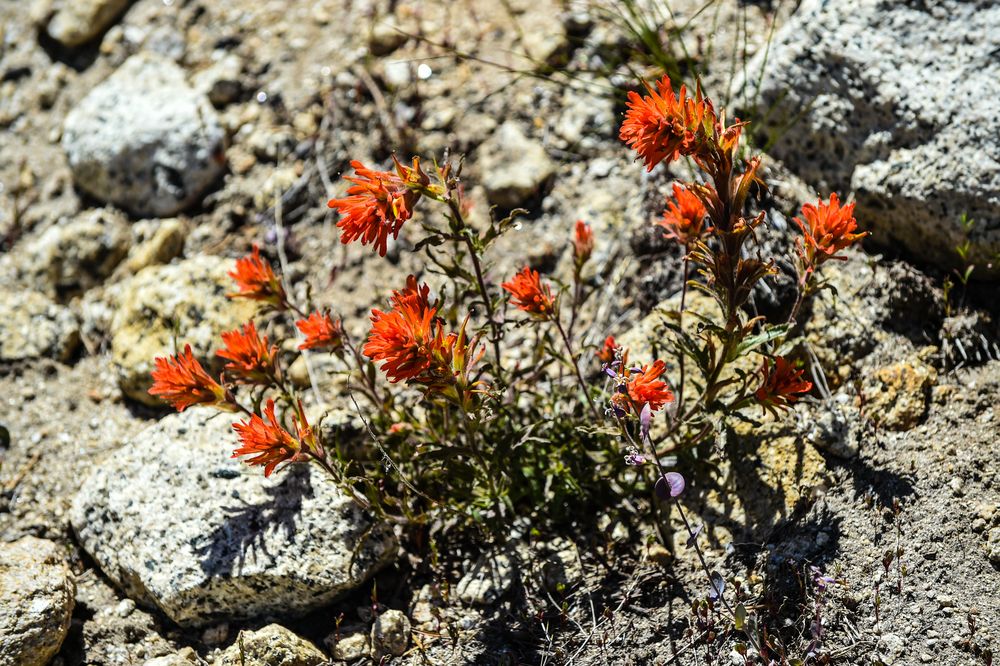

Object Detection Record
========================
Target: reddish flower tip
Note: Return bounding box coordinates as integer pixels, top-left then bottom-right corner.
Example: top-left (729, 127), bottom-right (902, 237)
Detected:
top-left (658, 183), bottom-right (708, 246)
top-left (227, 245), bottom-right (286, 308)
top-left (327, 157), bottom-right (429, 257)
top-left (573, 220), bottom-right (594, 266)
top-left (501, 266), bottom-right (556, 319)
top-left (793, 193), bottom-right (867, 266)
top-left (596, 335), bottom-right (619, 364)
top-left (755, 356), bottom-right (813, 413)
top-left (296, 310), bottom-right (344, 351)
top-left (231, 399), bottom-right (300, 477)
top-left (217, 321), bottom-right (277, 384)
top-left (149, 344), bottom-right (228, 412)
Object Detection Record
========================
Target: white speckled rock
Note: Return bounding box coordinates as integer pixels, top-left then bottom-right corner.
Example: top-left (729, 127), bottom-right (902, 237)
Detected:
top-left (63, 53), bottom-right (225, 217)
top-left (0, 537), bottom-right (76, 666)
top-left (71, 409), bottom-right (397, 627)
top-left (44, 0), bottom-right (131, 47)
top-left (215, 625), bottom-right (326, 666)
top-left (0, 290), bottom-right (80, 362)
top-left (109, 254), bottom-right (256, 405)
top-left (738, 0), bottom-right (1000, 274)
top-left (477, 122), bottom-right (555, 208)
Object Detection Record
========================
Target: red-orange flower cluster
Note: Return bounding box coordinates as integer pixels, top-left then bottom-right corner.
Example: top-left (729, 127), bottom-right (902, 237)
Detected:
top-left (149, 344), bottom-right (231, 412)
top-left (296, 310), bottom-right (343, 351)
top-left (228, 245), bottom-right (286, 308)
top-left (659, 183), bottom-right (708, 246)
top-left (217, 321), bottom-right (277, 384)
top-left (620, 75), bottom-right (736, 172)
top-left (755, 356), bottom-right (812, 414)
top-left (794, 194), bottom-right (867, 267)
top-left (572, 220), bottom-right (594, 267)
top-left (327, 156), bottom-right (429, 257)
top-left (232, 399), bottom-right (310, 477)
top-left (502, 267), bottom-right (556, 319)
top-left (363, 277), bottom-right (457, 385)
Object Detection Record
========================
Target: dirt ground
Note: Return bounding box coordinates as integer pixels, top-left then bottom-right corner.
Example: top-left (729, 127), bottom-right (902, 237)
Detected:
top-left (1, 1), bottom-right (998, 664)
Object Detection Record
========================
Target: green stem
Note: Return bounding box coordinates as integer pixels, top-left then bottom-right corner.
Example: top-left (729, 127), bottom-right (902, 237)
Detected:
top-left (446, 198), bottom-right (505, 383)
top-left (555, 317), bottom-right (601, 420)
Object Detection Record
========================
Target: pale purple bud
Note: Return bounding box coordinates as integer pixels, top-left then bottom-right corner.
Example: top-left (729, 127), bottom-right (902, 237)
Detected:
top-left (639, 403), bottom-right (652, 442)
top-left (654, 472), bottom-right (685, 500)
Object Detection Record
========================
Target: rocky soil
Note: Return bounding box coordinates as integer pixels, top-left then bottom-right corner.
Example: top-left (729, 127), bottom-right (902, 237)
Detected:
top-left (1, 1), bottom-right (998, 665)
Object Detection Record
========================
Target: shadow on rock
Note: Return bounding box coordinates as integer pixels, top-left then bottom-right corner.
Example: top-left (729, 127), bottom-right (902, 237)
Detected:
top-left (194, 464), bottom-right (313, 578)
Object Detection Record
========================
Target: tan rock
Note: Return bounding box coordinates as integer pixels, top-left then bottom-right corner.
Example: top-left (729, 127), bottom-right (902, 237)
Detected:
top-left (0, 537), bottom-right (75, 666)
top-left (46, 0), bottom-right (130, 47)
top-left (216, 624), bottom-right (326, 666)
top-left (324, 628), bottom-right (370, 661)
top-left (862, 359), bottom-right (937, 430)
top-left (371, 609), bottom-right (410, 659)
top-left (125, 219), bottom-right (187, 274)
top-left (109, 254), bottom-right (257, 405)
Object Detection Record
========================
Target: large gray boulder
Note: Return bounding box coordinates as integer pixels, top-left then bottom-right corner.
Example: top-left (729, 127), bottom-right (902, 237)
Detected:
top-left (63, 53), bottom-right (226, 217)
top-left (71, 408), bottom-right (397, 627)
top-left (739, 0), bottom-right (1000, 274)
top-left (0, 537), bottom-right (76, 666)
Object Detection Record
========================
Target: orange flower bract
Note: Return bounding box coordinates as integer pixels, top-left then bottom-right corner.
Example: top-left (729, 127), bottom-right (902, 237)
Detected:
top-left (296, 311), bottom-right (344, 351)
top-left (755, 356), bottom-right (812, 414)
top-left (231, 399), bottom-right (302, 477)
top-left (793, 193), bottom-right (867, 266)
top-left (228, 245), bottom-right (286, 307)
top-left (217, 321), bottom-right (277, 384)
top-left (149, 344), bottom-right (230, 412)
top-left (327, 156), bottom-right (429, 257)
top-left (502, 267), bottom-right (556, 319)
top-left (659, 183), bottom-right (708, 246)
top-left (620, 75), bottom-right (721, 171)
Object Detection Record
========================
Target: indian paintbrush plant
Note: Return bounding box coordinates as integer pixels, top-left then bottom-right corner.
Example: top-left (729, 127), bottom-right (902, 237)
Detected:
top-left (148, 74), bottom-right (866, 661)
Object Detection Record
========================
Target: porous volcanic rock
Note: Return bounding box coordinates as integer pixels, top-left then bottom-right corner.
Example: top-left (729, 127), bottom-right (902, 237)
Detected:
top-left (70, 408), bottom-right (397, 627)
top-left (739, 0), bottom-right (1000, 274)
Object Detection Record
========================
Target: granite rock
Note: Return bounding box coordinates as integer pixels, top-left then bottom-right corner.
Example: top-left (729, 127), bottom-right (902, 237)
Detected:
top-left (478, 122), bottom-right (555, 208)
top-left (71, 409), bottom-right (397, 627)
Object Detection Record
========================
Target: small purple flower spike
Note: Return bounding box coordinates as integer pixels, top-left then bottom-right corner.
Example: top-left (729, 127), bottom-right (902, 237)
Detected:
top-left (639, 403), bottom-right (652, 442)
top-left (654, 471), bottom-right (686, 500)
